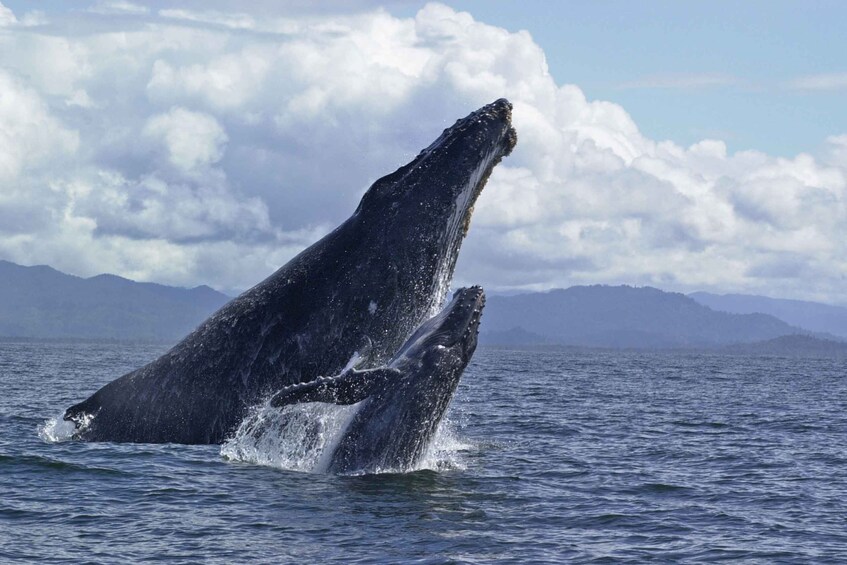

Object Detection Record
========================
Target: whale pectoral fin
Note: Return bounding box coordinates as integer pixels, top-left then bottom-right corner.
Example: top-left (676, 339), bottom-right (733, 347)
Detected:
top-left (270, 368), bottom-right (400, 407)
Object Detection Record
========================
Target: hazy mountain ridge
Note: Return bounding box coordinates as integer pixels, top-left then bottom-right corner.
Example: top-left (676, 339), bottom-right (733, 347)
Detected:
top-left (721, 334), bottom-right (847, 357)
top-left (480, 285), bottom-right (815, 349)
top-left (0, 261), bottom-right (230, 341)
top-left (2, 261), bottom-right (844, 354)
top-left (690, 292), bottom-right (847, 339)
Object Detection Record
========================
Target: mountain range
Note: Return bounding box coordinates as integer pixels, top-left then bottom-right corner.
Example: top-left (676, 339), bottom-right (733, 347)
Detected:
top-left (1, 260), bottom-right (845, 354)
top-left (480, 285), bottom-right (817, 349)
top-left (721, 334), bottom-right (847, 357)
top-left (689, 292), bottom-right (847, 339)
top-left (0, 260), bottom-right (229, 341)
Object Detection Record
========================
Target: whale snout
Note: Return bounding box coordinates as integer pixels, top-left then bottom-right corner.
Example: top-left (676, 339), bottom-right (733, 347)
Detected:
top-left (462, 287), bottom-right (485, 356)
top-left (483, 98), bottom-right (517, 155)
top-left (442, 286), bottom-right (486, 357)
top-left (425, 98), bottom-right (515, 161)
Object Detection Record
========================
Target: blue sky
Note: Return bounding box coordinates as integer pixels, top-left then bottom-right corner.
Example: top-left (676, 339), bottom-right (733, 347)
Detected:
top-left (407, 0), bottom-right (847, 157)
top-left (0, 1), bottom-right (846, 303)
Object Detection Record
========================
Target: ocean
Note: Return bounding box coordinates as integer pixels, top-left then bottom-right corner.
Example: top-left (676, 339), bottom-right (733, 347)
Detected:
top-left (1, 339), bottom-right (846, 563)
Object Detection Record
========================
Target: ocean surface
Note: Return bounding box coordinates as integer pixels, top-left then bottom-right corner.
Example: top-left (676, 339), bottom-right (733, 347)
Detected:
top-left (1, 339), bottom-right (846, 563)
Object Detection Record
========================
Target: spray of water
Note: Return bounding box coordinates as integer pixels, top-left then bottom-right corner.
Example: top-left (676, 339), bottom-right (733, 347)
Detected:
top-left (38, 412), bottom-right (92, 443)
top-left (221, 402), bottom-right (361, 473)
top-left (221, 402), bottom-right (469, 475)
top-left (415, 417), bottom-right (471, 473)
top-left (39, 396), bottom-right (470, 474)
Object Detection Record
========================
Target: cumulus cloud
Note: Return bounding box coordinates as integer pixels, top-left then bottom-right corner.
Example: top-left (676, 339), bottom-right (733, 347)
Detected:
top-left (0, 2), bottom-right (845, 303)
top-left (0, 71), bottom-right (80, 181)
top-left (0, 1), bottom-right (15, 26)
top-left (143, 107), bottom-right (228, 171)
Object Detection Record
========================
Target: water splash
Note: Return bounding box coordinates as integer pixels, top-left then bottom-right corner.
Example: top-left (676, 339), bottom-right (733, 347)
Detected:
top-left (415, 417), bottom-right (471, 473)
top-left (221, 402), bottom-right (469, 475)
top-left (221, 402), bottom-right (362, 473)
top-left (351, 417), bottom-right (471, 476)
top-left (38, 412), bottom-right (89, 443)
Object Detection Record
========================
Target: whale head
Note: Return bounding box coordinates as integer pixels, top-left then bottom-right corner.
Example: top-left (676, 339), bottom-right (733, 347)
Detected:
top-left (391, 285), bottom-right (485, 367)
top-left (352, 99), bottom-right (515, 316)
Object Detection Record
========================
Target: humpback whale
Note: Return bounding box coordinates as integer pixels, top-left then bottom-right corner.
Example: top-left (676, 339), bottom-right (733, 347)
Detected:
top-left (64, 99), bottom-right (515, 444)
top-left (267, 286), bottom-right (485, 474)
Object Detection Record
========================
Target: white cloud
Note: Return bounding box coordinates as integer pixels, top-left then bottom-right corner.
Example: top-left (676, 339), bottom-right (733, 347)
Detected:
top-left (143, 107), bottom-right (228, 171)
top-left (147, 50), bottom-right (272, 110)
top-left (0, 3), bottom-right (845, 303)
top-left (620, 73), bottom-right (740, 90)
top-left (89, 1), bottom-right (149, 16)
top-left (158, 8), bottom-right (255, 29)
top-left (0, 2), bottom-right (16, 26)
top-left (0, 33), bottom-right (91, 97)
top-left (788, 72), bottom-right (847, 91)
top-left (0, 71), bottom-right (79, 180)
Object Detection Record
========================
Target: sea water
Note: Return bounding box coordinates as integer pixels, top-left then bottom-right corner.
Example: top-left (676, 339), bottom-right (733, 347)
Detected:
top-left (2, 339), bottom-right (847, 562)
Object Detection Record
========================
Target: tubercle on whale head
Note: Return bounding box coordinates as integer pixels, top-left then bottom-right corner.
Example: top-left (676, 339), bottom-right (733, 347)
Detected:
top-left (415, 98), bottom-right (516, 159)
top-left (443, 285), bottom-right (485, 363)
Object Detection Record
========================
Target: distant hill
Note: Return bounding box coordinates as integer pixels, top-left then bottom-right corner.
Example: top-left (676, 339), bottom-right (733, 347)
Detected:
top-left (1, 262), bottom-right (836, 351)
top-left (689, 292), bottom-right (847, 338)
top-left (480, 285), bottom-right (806, 349)
top-left (481, 326), bottom-right (552, 347)
top-left (0, 260), bottom-right (230, 341)
top-left (722, 334), bottom-right (847, 358)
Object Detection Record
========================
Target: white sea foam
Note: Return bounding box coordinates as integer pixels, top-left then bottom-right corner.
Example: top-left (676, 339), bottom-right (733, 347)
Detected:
top-left (38, 412), bottom-right (89, 443)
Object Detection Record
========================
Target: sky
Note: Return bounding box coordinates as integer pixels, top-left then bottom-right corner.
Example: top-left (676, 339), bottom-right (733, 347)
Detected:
top-left (0, 1), bottom-right (846, 303)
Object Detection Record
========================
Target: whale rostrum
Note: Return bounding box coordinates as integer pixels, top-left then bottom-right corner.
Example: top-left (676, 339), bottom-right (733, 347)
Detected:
top-left (64, 99), bottom-right (516, 444)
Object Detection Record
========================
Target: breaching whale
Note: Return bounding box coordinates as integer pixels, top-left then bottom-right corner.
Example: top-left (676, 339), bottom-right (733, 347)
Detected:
top-left (267, 286), bottom-right (485, 474)
top-left (64, 99), bottom-right (516, 444)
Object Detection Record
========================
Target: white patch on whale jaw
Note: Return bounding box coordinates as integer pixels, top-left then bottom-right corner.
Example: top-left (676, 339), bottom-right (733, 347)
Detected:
top-left (451, 149), bottom-right (499, 239)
